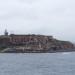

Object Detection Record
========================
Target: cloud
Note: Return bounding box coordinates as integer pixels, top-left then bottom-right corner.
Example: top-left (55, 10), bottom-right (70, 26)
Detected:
top-left (0, 0), bottom-right (75, 42)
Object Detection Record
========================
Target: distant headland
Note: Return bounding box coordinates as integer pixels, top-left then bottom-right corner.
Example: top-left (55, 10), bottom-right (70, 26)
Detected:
top-left (0, 30), bottom-right (75, 53)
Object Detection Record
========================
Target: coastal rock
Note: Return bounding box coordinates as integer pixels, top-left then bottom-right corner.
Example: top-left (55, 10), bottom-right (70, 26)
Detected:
top-left (0, 34), bottom-right (75, 53)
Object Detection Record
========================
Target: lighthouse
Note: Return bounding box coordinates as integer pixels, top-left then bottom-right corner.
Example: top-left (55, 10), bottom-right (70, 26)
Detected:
top-left (4, 29), bottom-right (8, 36)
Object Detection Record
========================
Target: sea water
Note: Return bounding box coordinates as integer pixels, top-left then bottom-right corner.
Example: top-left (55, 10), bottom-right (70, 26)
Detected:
top-left (0, 52), bottom-right (75, 75)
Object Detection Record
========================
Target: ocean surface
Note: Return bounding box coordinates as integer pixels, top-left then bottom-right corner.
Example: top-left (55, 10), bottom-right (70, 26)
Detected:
top-left (0, 52), bottom-right (75, 75)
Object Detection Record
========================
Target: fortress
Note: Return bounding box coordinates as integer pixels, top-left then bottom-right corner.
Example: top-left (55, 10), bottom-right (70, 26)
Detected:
top-left (0, 30), bottom-right (75, 53)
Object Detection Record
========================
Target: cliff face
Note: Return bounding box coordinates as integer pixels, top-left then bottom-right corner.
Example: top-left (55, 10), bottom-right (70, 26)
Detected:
top-left (0, 34), bottom-right (75, 52)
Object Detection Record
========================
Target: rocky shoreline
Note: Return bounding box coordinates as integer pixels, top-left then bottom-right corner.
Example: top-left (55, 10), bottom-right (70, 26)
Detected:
top-left (1, 48), bottom-right (75, 53)
top-left (0, 34), bottom-right (75, 53)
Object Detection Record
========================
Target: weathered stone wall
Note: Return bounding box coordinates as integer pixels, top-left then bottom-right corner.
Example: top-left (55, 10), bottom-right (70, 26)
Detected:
top-left (0, 35), bottom-right (75, 51)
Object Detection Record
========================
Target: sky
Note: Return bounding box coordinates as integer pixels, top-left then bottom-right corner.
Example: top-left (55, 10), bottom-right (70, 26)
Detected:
top-left (0, 0), bottom-right (75, 42)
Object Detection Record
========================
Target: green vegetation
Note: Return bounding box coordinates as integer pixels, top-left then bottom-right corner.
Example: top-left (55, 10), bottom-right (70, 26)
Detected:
top-left (0, 45), bottom-right (15, 52)
top-left (0, 46), bottom-right (8, 52)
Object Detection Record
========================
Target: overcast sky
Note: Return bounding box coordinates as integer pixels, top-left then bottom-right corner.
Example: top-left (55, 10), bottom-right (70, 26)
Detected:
top-left (0, 0), bottom-right (75, 42)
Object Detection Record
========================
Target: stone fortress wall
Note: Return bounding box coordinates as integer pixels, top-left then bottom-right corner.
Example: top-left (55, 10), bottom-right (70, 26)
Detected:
top-left (0, 34), bottom-right (74, 51)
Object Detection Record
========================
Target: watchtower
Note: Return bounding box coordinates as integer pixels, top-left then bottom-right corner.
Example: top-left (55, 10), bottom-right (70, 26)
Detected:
top-left (4, 29), bottom-right (8, 36)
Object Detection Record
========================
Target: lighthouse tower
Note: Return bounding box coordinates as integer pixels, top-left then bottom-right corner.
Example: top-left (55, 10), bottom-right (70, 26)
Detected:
top-left (4, 29), bottom-right (8, 36)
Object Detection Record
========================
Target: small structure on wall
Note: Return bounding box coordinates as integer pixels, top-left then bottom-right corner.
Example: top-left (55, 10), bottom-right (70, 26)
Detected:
top-left (4, 29), bottom-right (8, 36)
